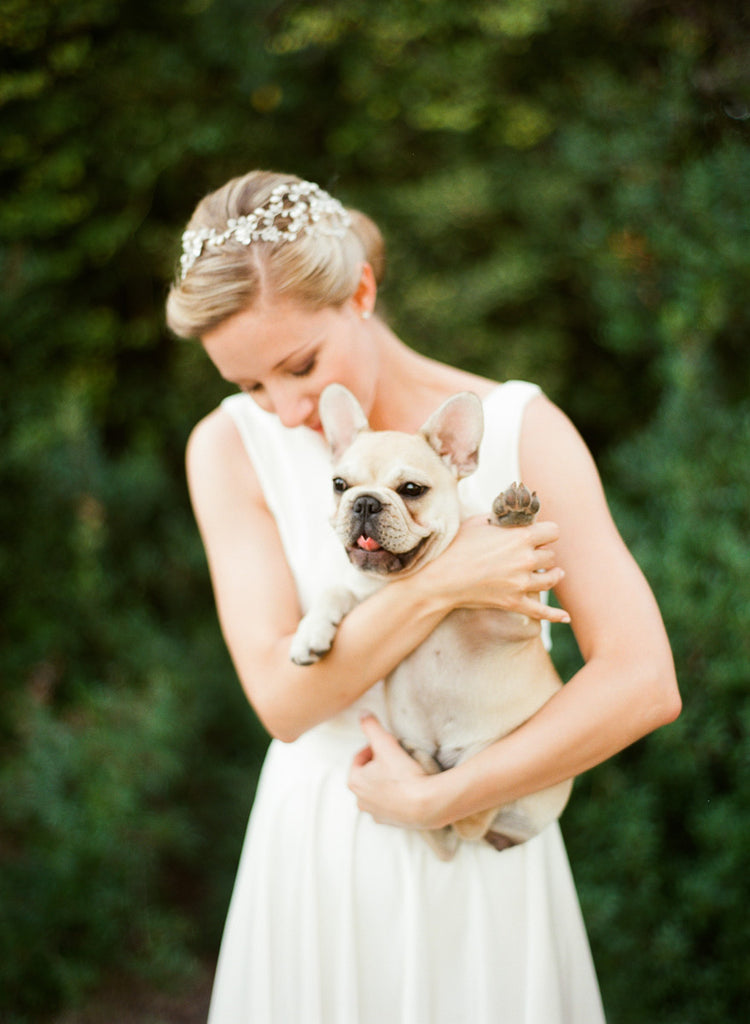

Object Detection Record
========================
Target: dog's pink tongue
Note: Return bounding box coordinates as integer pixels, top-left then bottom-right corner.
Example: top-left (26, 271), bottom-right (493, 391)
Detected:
top-left (357, 535), bottom-right (382, 552)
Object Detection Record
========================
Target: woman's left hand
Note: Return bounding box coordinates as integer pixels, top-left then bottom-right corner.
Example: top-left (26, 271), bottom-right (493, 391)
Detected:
top-left (348, 714), bottom-right (437, 829)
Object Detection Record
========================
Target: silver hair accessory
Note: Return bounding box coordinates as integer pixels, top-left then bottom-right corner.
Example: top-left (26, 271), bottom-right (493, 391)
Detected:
top-left (179, 180), bottom-right (351, 280)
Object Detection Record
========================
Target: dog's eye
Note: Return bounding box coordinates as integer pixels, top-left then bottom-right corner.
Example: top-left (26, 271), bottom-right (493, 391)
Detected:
top-left (332, 477), bottom-right (349, 493)
top-left (398, 482), bottom-right (428, 499)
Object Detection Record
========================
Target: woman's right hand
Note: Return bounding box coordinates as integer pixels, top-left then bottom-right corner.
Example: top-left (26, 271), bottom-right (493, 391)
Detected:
top-left (419, 514), bottom-right (570, 623)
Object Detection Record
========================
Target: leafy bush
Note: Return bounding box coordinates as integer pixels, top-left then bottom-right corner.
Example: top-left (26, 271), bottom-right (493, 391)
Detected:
top-left (1, 0), bottom-right (749, 1019)
top-left (560, 376), bottom-right (750, 1022)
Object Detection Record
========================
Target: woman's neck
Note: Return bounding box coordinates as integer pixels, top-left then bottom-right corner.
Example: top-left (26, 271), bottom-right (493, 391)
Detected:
top-left (367, 323), bottom-right (497, 432)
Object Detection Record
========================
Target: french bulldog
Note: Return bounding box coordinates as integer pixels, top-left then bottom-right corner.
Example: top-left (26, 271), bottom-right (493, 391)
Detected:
top-left (290, 383), bottom-right (572, 860)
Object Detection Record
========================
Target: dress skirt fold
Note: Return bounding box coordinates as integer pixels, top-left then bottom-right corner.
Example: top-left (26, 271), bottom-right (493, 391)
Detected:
top-left (207, 723), bottom-right (605, 1023)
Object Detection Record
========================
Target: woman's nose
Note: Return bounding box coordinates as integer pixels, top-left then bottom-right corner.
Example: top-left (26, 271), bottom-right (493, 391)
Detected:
top-left (269, 386), bottom-right (316, 429)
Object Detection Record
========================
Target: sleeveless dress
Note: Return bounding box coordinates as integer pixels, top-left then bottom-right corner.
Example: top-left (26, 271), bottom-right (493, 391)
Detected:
top-left (207, 381), bottom-right (606, 1024)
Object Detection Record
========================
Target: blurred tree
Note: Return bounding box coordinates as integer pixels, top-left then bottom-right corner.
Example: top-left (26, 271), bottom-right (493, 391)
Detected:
top-left (1, 0), bottom-right (748, 1019)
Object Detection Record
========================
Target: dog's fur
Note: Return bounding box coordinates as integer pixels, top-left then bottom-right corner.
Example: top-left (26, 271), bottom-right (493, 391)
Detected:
top-left (290, 384), bottom-right (572, 860)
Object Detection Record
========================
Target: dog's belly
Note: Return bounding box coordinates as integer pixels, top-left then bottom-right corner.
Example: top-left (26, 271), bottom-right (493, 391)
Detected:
top-left (385, 608), bottom-right (562, 769)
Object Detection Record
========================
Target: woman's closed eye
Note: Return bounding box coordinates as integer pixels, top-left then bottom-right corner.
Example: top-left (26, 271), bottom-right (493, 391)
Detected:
top-left (289, 355), bottom-right (317, 378)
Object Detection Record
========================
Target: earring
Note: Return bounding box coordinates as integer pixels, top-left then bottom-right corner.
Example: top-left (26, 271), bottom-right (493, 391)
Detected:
top-left (361, 310), bottom-right (372, 320)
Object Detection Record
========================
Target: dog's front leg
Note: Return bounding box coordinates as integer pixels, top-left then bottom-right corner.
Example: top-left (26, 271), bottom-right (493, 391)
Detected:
top-left (289, 586), bottom-right (360, 665)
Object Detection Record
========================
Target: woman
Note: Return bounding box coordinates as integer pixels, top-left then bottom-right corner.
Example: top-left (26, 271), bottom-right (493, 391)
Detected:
top-left (166, 171), bottom-right (680, 1023)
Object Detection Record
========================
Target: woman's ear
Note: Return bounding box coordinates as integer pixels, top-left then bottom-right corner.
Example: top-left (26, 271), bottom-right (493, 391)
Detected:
top-left (350, 262), bottom-right (377, 319)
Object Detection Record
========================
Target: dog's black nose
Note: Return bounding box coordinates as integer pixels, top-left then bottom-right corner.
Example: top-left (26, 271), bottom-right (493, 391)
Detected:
top-left (353, 494), bottom-right (382, 518)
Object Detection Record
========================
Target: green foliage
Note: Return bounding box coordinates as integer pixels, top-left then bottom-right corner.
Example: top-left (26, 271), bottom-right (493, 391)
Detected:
top-left (0, 386), bottom-right (265, 1016)
top-left (1, 0), bottom-right (749, 1019)
top-left (559, 376), bottom-right (750, 1022)
top-left (0, 676), bottom-right (192, 1012)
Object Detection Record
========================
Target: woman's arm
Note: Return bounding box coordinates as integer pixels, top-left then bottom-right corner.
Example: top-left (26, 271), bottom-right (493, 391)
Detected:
top-left (348, 395), bottom-right (681, 828)
top-left (187, 405), bottom-right (567, 742)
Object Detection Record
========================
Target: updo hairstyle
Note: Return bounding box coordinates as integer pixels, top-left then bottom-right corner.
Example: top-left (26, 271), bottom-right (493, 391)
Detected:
top-left (165, 171), bottom-right (386, 339)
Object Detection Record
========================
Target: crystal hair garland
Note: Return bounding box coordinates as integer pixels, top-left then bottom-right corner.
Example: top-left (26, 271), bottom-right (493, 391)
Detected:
top-left (179, 180), bottom-right (351, 280)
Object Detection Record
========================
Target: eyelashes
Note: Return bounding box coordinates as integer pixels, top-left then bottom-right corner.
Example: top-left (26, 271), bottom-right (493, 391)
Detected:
top-left (237, 351), bottom-right (318, 394)
top-left (290, 355), bottom-right (317, 378)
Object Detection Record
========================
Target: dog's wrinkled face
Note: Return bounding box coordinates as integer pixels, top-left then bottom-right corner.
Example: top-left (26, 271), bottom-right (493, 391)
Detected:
top-left (330, 431), bottom-right (462, 575)
top-left (320, 385), bottom-right (484, 578)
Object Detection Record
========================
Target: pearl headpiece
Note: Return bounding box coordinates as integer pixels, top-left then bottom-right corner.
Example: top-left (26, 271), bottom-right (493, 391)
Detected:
top-left (179, 180), bottom-right (351, 280)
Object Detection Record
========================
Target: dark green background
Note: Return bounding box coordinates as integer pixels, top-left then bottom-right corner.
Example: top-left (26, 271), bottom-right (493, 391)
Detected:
top-left (2, 1), bottom-right (749, 1020)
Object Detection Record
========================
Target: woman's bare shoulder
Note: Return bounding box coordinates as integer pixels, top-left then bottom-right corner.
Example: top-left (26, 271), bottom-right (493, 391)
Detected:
top-left (186, 404), bottom-right (264, 509)
top-left (187, 404), bottom-right (239, 460)
top-left (520, 393), bottom-right (599, 484)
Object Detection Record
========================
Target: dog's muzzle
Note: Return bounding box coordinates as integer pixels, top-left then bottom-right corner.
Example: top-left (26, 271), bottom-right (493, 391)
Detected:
top-left (344, 492), bottom-right (428, 575)
top-left (352, 493), bottom-right (382, 523)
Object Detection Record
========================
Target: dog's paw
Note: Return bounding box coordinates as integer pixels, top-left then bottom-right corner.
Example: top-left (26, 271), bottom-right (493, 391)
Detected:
top-left (491, 482), bottom-right (540, 527)
top-left (290, 588), bottom-right (359, 665)
top-left (289, 617), bottom-right (338, 665)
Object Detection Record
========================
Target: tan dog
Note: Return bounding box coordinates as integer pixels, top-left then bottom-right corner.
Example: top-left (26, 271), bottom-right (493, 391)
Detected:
top-left (290, 384), bottom-right (572, 860)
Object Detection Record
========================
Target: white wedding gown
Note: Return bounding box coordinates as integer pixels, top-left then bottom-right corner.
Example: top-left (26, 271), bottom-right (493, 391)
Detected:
top-left (207, 381), bottom-right (606, 1023)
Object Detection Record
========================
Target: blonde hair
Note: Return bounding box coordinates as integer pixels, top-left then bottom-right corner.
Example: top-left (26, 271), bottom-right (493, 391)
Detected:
top-left (165, 171), bottom-right (386, 339)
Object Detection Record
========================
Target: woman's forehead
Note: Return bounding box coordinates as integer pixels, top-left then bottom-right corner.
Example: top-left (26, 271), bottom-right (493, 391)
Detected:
top-left (201, 303), bottom-right (331, 380)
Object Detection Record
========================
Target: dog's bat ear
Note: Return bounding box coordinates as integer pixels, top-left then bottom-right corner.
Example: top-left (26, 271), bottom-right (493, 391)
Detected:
top-left (319, 384), bottom-right (369, 458)
top-left (420, 392), bottom-right (484, 478)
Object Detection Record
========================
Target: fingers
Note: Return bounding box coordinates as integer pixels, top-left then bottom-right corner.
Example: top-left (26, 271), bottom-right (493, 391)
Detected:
top-left (351, 745), bottom-right (374, 768)
top-left (534, 546), bottom-right (558, 573)
top-left (527, 566), bottom-right (565, 592)
top-left (520, 594), bottom-right (571, 623)
top-left (358, 712), bottom-right (399, 750)
top-left (440, 515), bottom-right (568, 619)
top-left (358, 712), bottom-right (383, 736)
top-left (527, 520), bottom-right (561, 546)
top-left (353, 715), bottom-right (425, 777)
